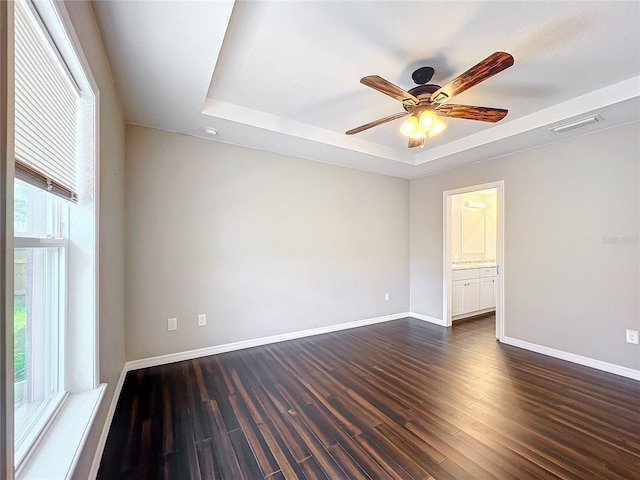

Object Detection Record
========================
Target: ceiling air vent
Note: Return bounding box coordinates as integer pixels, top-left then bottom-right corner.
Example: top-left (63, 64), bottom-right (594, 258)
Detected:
top-left (550, 115), bottom-right (602, 134)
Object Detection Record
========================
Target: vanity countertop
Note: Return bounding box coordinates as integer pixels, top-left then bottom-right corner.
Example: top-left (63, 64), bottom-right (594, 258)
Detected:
top-left (452, 262), bottom-right (497, 270)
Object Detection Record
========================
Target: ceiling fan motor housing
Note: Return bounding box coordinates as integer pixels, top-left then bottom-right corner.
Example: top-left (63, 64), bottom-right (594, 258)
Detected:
top-left (404, 84), bottom-right (441, 112)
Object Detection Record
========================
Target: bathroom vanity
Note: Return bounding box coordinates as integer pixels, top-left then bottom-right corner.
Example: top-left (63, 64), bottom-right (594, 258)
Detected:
top-left (451, 264), bottom-right (497, 319)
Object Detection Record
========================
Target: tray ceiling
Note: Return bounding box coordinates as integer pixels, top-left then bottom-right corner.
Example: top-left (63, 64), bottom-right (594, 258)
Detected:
top-left (92, 1), bottom-right (640, 179)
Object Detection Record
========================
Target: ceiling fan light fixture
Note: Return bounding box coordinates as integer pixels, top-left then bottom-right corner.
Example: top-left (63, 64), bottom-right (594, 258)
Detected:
top-left (400, 115), bottom-right (419, 136)
top-left (401, 111), bottom-right (447, 139)
top-left (418, 110), bottom-right (436, 130)
top-left (430, 118), bottom-right (447, 136)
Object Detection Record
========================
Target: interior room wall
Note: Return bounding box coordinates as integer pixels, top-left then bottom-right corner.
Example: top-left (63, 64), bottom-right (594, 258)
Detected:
top-left (63, 2), bottom-right (126, 478)
top-left (410, 121), bottom-right (640, 371)
top-left (125, 125), bottom-right (410, 361)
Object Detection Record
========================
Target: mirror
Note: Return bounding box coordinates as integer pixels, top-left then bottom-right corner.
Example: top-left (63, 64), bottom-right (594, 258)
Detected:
top-left (461, 209), bottom-right (485, 254)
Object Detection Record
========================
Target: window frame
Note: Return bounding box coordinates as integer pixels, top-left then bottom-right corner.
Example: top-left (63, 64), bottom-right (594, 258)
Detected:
top-left (13, 185), bottom-right (69, 464)
top-left (1, 3), bottom-right (15, 475)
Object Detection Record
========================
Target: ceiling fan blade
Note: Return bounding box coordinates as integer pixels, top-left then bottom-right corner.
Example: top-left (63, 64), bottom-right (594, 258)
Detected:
top-left (430, 52), bottom-right (514, 104)
top-left (408, 137), bottom-right (424, 148)
top-left (435, 104), bottom-right (508, 122)
top-left (361, 75), bottom-right (420, 106)
top-left (346, 112), bottom-right (409, 135)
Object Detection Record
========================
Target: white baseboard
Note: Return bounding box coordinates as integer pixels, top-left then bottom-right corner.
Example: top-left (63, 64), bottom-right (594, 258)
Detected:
top-left (502, 336), bottom-right (640, 381)
top-left (409, 312), bottom-right (448, 326)
top-left (125, 312), bottom-right (412, 372)
top-left (88, 368), bottom-right (128, 479)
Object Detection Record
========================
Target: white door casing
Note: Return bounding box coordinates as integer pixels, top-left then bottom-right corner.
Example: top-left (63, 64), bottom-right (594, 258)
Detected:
top-left (443, 181), bottom-right (505, 340)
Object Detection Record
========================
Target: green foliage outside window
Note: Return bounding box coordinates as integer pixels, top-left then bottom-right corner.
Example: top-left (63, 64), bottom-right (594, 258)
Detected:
top-left (14, 297), bottom-right (27, 383)
top-left (14, 182), bottom-right (28, 230)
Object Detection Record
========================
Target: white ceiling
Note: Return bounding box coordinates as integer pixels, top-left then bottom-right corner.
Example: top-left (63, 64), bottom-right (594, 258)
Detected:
top-left (91, 1), bottom-right (640, 179)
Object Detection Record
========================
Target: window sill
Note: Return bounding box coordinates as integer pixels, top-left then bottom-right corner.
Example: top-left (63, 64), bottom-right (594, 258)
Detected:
top-left (17, 384), bottom-right (106, 480)
top-left (15, 391), bottom-right (68, 466)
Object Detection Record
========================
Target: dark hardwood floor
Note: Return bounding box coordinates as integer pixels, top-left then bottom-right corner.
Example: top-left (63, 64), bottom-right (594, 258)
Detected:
top-left (98, 316), bottom-right (640, 479)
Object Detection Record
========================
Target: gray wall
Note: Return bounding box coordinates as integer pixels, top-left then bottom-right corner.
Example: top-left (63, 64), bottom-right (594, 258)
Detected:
top-left (410, 121), bottom-right (640, 370)
top-left (65, 2), bottom-right (126, 478)
top-left (125, 125), bottom-right (410, 361)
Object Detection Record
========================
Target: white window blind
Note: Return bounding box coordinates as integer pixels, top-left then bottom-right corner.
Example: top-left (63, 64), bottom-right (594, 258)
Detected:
top-left (14, 0), bottom-right (79, 202)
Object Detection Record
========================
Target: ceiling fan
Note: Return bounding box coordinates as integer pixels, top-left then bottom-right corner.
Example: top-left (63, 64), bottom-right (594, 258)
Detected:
top-left (346, 52), bottom-right (514, 148)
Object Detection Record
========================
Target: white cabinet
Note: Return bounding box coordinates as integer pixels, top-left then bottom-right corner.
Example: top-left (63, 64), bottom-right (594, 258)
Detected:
top-left (464, 279), bottom-right (480, 312)
top-left (452, 266), bottom-right (496, 318)
top-left (451, 281), bottom-right (465, 316)
top-left (479, 277), bottom-right (495, 310)
top-left (480, 267), bottom-right (497, 278)
top-left (452, 279), bottom-right (481, 316)
top-left (452, 269), bottom-right (481, 316)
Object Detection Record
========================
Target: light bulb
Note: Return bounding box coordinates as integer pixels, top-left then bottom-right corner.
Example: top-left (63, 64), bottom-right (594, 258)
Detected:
top-left (400, 116), bottom-right (419, 136)
top-left (418, 110), bottom-right (436, 131)
top-left (431, 118), bottom-right (447, 136)
top-left (411, 130), bottom-right (427, 139)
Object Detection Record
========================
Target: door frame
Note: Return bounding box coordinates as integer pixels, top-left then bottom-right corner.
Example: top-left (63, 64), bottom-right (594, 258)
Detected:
top-left (443, 180), bottom-right (505, 340)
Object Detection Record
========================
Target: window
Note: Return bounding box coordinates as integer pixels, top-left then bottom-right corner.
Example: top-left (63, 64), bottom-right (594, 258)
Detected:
top-left (13, 180), bottom-right (68, 460)
top-left (12, 0), bottom-right (97, 469)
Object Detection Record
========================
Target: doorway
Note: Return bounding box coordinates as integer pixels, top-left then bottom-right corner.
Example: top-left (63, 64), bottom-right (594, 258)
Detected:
top-left (443, 181), bottom-right (504, 339)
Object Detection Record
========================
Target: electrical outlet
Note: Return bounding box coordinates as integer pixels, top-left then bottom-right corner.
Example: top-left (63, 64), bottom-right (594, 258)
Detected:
top-left (626, 329), bottom-right (639, 345)
top-left (198, 313), bottom-right (207, 327)
top-left (168, 317), bottom-right (177, 331)
top-left (385, 292), bottom-right (390, 301)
